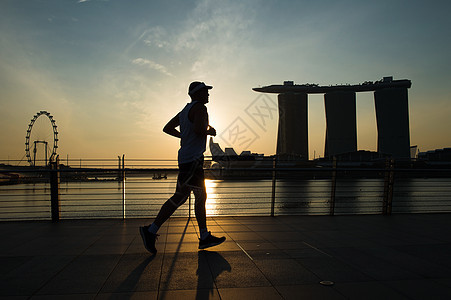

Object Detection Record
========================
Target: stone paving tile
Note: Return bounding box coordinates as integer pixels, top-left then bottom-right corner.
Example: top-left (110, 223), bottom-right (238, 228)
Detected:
top-left (253, 258), bottom-right (320, 286)
top-left (164, 241), bottom-right (199, 253)
top-left (2, 214), bottom-right (451, 299)
top-left (219, 286), bottom-right (283, 300)
top-left (237, 241), bottom-right (278, 251)
top-left (233, 217), bottom-right (281, 225)
top-left (163, 239), bottom-right (237, 253)
top-left (434, 278), bottom-right (451, 289)
top-left (393, 243), bottom-right (451, 269)
top-left (203, 224), bottom-right (226, 233)
top-left (218, 224), bottom-right (252, 232)
top-left (300, 230), bottom-right (381, 248)
top-left (333, 281), bottom-right (409, 300)
top-left (211, 218), bottom-right (241, 226)
top-left (384, 279), bottom-right (451, 300)
top-left (243, 223), bottom-right (293, 232)
top-left (297, 256), bottom-right (372, 283)
top-left (83, 235), bottom-right (135, 255)
top-left (225, 231), bottom-right (265, 242)
top-left (419, 231), bottom-right (451, 243)
top-left (126, 236), bottom-right (157, 254)
top-left (387, 230), bottom-right (445, 246)
top-left (209, 240), bottom-right (240, 251)
top-left (283, 247), bottom-right (330, 259)
top-left (207, 250), bottom-right (270, 288)
top-left (246, 249), bottom-right (290, 260)
top-left (96, 291), bottom-right (158, 300)
top-left (257, 231), bottom-right (305, 243)
top-left (363, 231), bottom-right (425, 247)
top-left (0, 225), bottom-right (43, 255)
top-left (100, 253), bottom-right (162, 293)
top-left (164, 233), bottom-right (200, 243)
top-left (166, 226), bottom-right (198, 234)
top-left (159, 252), bottom-right (214, 291)
top-left (359, 245), bottom-right (451, 278)
top-left (37, 254), bottom-right (121, 295)
top-left (31, 293), bottom-right (96, 300)
top-left (325, 247), bottom-right (421, 281)
top-left (275, 284), bottom-right (346, 299)
top-left (1, 255), bottom-right (75, 296)
top-left (278, 216), bottom-right (353, 231)
top-left (5, 235), bottom-right (98, 256)
top-left (157, 288), bottom-right (220, 300)
top-left (273, 241), bottom-right (312, 250)
top-left (47, 221), bottom-right (116, 237)
top-left (0, 256), bottom-right (33, 275)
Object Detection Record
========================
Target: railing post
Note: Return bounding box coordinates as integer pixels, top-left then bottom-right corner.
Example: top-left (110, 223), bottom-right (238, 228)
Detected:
top-left (271, 155), bottom-right (277, 217)
top-left (387, 159), bottom-right (395, 215)
top-left (50, 156), bottom-right (60, 222)
top-left (188, 193), bottom-right (192, 219)
top-left (118, 156), bottom-right (122, 182)
top-left (330, 157), bottom-right (337, 216)
top-left (383, 159), bottom-right (395, 215)
top-left (122, 154), bottom-right (126, 219)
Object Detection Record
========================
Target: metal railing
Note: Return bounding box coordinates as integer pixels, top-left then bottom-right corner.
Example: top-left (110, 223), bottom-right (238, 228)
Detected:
top-left (1, 157), bottom-right (450, 221)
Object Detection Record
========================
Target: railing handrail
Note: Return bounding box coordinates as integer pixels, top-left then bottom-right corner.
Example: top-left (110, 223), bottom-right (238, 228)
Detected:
top-left (1, 166), bottom-right (451, 173)
top-left (2, 158), bottom-right (451, 221)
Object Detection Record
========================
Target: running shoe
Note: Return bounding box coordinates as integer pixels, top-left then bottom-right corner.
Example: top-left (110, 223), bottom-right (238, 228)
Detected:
top-left (199, 232), bottom-right (226, 249)
top-left (139, 226), bottom-right (158, 254)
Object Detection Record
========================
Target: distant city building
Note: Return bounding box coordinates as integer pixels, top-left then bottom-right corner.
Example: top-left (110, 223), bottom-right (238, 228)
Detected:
top-left (224, 148), bottom-right (238, 156)
top-left (418, 148), bottom-right (451, 161)
top-left (253, 77), bottom-right (412, 160)
top-left (240, 151), bottom-right (252, 156)
top-left (410, 145), bottom-right (418, 159)
top-left (276, 93), bottom-right (308, 159)
top-left (209, 138), bottom-right (266, 164)
top-left (319, 150), bottom-right (392, 162)
top-left (324, 91), bottom-right (357, 157)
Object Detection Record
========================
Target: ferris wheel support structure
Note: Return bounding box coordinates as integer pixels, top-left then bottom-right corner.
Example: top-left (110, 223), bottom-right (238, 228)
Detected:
top-left (25, 111), bottom-right (59, 167)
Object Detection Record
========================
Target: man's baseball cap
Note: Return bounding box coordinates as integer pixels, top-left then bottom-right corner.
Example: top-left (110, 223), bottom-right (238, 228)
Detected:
top-left (188, 81), bottom-right (212, 96)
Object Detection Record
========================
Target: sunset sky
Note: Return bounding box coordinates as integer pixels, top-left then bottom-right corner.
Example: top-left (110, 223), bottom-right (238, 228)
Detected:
top-left (1, 0), bottom-right (451, 163)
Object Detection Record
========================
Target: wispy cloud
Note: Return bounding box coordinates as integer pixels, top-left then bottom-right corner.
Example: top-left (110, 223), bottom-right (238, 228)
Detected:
top-left (78, 0), bottom-right (109, 3)
top-left (125, 0), bottom-right (259, 81)
top-left (131, 58), bottom-right (174, 77)
top-left (175, 1), bottom-right (256, 51)
top-left (179, 0), bottom-right (258, 80)
top-left (142, 26), bottom-right (170, 49)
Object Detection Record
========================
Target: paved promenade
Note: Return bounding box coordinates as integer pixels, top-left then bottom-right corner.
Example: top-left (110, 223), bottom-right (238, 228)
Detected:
top-left (1, 214), bottom-right (451, 299)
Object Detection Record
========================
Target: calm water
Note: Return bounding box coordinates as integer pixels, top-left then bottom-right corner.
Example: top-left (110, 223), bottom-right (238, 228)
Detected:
top-left (1, 175), bottom-right (451, 220)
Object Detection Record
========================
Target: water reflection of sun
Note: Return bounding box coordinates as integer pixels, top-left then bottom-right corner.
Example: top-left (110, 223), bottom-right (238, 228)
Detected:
top-left (205, 179), bottom-right (219, 215)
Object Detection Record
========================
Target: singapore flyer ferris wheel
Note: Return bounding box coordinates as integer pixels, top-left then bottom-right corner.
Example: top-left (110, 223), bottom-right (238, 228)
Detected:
top-left (25, 111), bottom-right (59, 166)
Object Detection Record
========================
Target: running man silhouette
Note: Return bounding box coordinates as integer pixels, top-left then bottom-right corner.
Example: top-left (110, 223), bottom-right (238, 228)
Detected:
top-left (140, 81), bottom-right (226, 254)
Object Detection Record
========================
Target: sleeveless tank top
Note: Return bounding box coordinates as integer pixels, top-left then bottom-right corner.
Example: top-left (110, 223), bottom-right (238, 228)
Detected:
top-left (178, 101), bottom-right (207, 164)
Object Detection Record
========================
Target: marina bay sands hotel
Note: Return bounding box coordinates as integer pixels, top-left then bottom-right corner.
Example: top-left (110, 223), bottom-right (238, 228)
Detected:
top-left (253, 76), bottom-right (412, 160)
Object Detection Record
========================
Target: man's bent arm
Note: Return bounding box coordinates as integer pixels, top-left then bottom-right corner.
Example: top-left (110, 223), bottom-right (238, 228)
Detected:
top-left (192, 104), bottom-right (216, 137)
top-left (163, 113), bottom-right (181, 138)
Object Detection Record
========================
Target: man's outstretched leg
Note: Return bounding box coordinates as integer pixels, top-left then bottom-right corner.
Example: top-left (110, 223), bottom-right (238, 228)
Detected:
top-left (140, 186), bottom-right (190, 254)
top-left (193, 186), bottom-right (226, 249)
